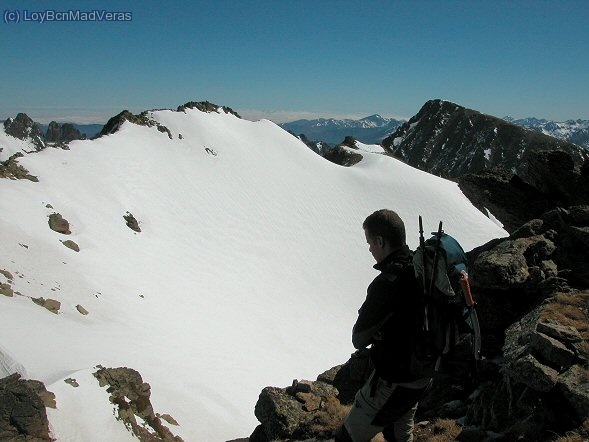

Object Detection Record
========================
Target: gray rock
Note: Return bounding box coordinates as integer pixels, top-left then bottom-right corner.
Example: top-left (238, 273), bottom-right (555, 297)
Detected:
top-left (505, 353), bottom-right (559, 392)
top-left (48, 213), bottom-right (71, 235)
top-left (557, 365), bottom-right (589, 421)
top-left (537, 321), bottom-right (582, 344)
top-left (0, 373), bottom-right (52, 441)
top-left (530, 331), bottom-right (576, 370)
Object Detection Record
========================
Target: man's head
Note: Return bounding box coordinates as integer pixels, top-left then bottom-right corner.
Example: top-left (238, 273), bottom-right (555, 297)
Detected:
top-left (363, 209), bottom-right (406, 263)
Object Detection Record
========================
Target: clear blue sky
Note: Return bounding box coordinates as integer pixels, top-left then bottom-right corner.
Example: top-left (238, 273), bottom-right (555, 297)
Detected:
top-left (1, 0), bottom-right (588, 124)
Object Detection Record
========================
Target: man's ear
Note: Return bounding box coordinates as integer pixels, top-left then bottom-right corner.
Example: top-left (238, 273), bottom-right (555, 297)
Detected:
top-left (376, 235), bottom-right (385, 247)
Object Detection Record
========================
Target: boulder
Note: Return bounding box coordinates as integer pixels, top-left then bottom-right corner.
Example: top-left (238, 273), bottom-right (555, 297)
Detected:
top-left (0, 373), bottom-right (52, 441)
top-left (48, 213), bottom-right (71, 235)
top-left (124, 212), bottom-right (141, 232)
top-left (252, 378), bottom-right (346, 441)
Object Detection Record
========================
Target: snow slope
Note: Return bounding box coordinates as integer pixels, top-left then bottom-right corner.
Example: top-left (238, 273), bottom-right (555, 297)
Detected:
top-left (0, 107), bottom-right (507, 441)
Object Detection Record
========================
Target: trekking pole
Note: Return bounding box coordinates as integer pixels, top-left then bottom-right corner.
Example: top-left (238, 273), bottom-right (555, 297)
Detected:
top-left (419, 216), bottom-right (429, 331)
top-left (428, 221), bottom-right (444, 299)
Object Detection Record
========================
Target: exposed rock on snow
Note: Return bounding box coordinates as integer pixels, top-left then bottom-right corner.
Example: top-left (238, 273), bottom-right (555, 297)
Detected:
top-left (48, 213), bottom-right (71, 235)
top-left (32, 297), bottom-right (61, 314)
top-left (97, 110), bottom-right (173, 139)
top-left (177, 100), bottom-right (241, 118)
top-left (124, 212), bottom-right (141, 232)
top-left (45, 121), bottom-right (85, 145)
top-left (0, 152), bottom-right (39, 181)
top-left (61, 240), bottom-right (80, 252)
top-left (3, 113), bottom-right (45, 151)
top-left (0, 373), bottom-right (53, 441)
top-left (93, 367), bottom-right (183, 442)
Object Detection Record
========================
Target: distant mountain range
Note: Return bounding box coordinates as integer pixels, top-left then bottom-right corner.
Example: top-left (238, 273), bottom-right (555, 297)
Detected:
top-left (279, 114), bottom-right (404, 145)
top-left (503, 116), bottom-right (589, 149)
top-left (279, 112), bottom-right (589, 156)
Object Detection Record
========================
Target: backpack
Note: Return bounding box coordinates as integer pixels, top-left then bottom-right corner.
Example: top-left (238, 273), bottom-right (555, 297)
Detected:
top-left (410, 216), bottom-right (482, 382)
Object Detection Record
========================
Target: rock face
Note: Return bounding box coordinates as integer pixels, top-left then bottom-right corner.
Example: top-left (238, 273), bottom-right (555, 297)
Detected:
top-left (382, 99), bottom-right (588, 179)
top-left (45, 122), bottom-right (85, 144)
top-left (251, 378), bottom-right (351, 441)
top-left (177, 100), bottom-right (241, 118)
top-left (0, 373), bottom-right (54, 441)
top-left (3, 113), bottom-right (45, 151)
top-left (0, 153), bottom-right (39, 181)
top-left (97, 110), bottom-right (173, 139)
top-left (93, 367), bottom-right (183, 442)
top-left (458, 150), bottom-right (589, 232)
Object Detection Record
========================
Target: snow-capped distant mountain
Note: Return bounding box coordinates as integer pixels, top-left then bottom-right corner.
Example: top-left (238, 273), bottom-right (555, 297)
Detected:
top-left (504, 116), bottom-right (589, 150)
top-left (0, 102), bottom-right (506, 441)
top-left (383, 99), bottom-right (588, 179)
top-left (279, 114), bottom-right (404, 145)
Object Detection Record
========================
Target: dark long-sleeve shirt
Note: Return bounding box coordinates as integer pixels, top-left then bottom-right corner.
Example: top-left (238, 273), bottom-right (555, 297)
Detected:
top-left (352, 245), bottom-right (424, 382)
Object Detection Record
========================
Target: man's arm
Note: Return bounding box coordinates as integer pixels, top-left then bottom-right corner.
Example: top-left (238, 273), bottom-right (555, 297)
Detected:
top-left (351, 278), bottom-right (395, 349)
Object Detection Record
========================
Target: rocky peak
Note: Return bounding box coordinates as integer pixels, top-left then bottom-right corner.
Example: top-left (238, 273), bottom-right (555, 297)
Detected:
top-left (177, 100), bottom-right (241, 118)
top-left (3, 112), bottom-right (45, 150)
top-left (97, 110), bottom-right (173, 139)
top-left (97, 101), bottom-right (241, 139)
top-left (382, 99), bottom-right (588, 179)
top-left (45, 121), bottom-right (85, 144)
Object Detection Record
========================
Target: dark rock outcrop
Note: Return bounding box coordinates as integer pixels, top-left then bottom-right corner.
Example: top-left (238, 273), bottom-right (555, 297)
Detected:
top-left (177, 101), bottom-right (241, 118)
top-left (322, 136), bottom-right (363, 167)
top-left (251, 379), bottom-right (350, 441)
top-left (458, 151), bottom-right (589, 232)
top-left (382, 99), bottom-right (588, 179)
top-left (292, 132), bottom-right (333, 156)
top-left (94, 367), bottom-right (183, 442)
top-left (0, 373), bottom-right (54, 441)
top-left (0, 152), bottom-right (39, 181)
top-left (45, 122), bottom-right (85, 145)
top-left (3, 113), bottom-right (45, 151)
top-left (97, 110), bottom-right (173, 139)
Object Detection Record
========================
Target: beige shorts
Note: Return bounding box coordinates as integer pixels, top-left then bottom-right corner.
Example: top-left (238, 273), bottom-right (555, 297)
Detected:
top-left (343, 371), bottom-right (431, 442)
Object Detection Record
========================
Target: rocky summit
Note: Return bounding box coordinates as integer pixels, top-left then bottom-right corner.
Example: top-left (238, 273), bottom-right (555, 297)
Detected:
top-left (382, 99), bottom-right (588, 179)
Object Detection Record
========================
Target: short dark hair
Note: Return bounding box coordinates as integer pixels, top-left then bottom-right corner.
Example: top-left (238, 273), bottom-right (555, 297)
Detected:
top-left (363, 209), bottom-right (406, 248)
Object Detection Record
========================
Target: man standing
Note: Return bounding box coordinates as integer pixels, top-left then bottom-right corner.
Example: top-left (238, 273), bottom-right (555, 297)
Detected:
top-left (336, 209), bottom-right (431, 442)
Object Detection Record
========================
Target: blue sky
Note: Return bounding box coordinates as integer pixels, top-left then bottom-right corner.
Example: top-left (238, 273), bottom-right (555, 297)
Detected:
top-left (1, 0), bottom-right (588, 124)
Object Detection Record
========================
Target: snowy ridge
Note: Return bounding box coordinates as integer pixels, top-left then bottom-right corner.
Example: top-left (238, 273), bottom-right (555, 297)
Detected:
top-left (0, 106), bottom-right (506, 441)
